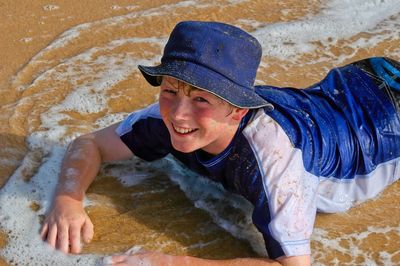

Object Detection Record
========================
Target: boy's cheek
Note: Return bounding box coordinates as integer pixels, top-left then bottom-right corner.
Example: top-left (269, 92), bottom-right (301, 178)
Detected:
top-left (159, 103), bottom-right (169, 121)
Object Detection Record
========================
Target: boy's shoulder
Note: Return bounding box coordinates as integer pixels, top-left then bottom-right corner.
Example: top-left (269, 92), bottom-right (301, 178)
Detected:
top-left (115, 103), bottom-right (172, 161)
top-left (116, 103), bottom-right (163, 137)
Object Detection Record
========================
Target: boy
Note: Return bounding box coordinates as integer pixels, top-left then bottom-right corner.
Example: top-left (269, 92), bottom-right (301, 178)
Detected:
top-left (41, 21), bottom-right (400, 266)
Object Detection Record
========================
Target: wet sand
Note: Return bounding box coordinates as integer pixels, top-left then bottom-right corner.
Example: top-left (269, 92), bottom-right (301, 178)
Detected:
top-left (1, 0), bottom-right (399, 265)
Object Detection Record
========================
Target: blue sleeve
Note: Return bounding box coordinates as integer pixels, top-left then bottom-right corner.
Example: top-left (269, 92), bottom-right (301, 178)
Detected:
top-left (115, 103), bottom-right (172, 161)
top-left (252, 196), bottom-right (285, 259)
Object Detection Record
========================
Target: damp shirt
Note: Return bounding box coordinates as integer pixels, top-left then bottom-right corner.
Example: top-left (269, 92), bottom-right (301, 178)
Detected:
top-left (115, 57), bottom-right (400, 259)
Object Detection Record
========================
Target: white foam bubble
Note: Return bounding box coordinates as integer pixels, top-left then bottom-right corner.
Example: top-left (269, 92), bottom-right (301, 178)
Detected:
top-left (94, 112), bottom-right (128, 128)
top-left (226, 0), bottom-right (247, 4)
top-left (111, 4), bottom-right (139, 11)
top-left (253, 0), bottom-right (400, 63)
top-left (101, 160), bottom-right (154, 187)
top-left (118, 172), bottom-right (150, 187)
top-left (20, 37), bottom-right (33, 43)
top-left (43, 4), bottom-right (60, 11)
top-left (111, 5), bottom-right (123, 11)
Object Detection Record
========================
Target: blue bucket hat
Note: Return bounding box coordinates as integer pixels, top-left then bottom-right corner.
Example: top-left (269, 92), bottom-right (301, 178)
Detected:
top-left (138, 21), bottom-right (273, 109)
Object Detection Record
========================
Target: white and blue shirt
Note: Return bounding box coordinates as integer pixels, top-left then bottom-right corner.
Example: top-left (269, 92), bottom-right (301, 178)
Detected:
top-left (116, 57), bottom-right (400, 259)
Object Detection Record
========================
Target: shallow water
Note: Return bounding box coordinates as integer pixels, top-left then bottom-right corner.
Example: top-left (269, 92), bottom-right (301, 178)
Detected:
top-left (0, 0), bottom-right (399, 265)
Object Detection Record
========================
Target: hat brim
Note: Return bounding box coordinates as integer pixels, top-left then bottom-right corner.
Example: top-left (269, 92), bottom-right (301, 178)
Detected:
top-left (138, 61), bottom-right (273, 110)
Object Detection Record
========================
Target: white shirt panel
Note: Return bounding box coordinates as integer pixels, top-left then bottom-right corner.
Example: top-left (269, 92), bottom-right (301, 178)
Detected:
top-left (243, 109), bottom-right (319, 257)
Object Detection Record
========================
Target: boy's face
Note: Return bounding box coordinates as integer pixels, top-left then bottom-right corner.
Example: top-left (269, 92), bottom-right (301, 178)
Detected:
top-left (159, 76), bottom-right (248, 155)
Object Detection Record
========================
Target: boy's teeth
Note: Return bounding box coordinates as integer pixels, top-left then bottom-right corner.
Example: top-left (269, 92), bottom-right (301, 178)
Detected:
top-left (173, 125), bottom-right (195, 134)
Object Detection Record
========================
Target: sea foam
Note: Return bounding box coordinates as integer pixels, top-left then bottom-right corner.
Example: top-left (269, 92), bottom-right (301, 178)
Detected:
top-left (1, 0), bottom-right (399, 265)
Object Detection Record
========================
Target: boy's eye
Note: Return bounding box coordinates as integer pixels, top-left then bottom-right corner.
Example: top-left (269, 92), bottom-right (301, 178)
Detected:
top-left (163, 89), bottom-right (177, 95)
top-left (194, 97), bottom-right (209, 103)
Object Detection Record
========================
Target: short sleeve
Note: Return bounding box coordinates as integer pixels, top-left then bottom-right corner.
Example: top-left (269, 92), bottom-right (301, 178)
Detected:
top-left (244, 110), bottom-right (319, 259)
top-left (115, 103), bottom-right (172, 161)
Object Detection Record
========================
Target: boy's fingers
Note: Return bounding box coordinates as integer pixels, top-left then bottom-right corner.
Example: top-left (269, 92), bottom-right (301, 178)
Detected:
top-left (56, 225), bottom-right (70, 253)
top-left (111, 255), bottom-right (128, 263)
top-left (82, 219), bottom-right (94, 243)
top-left (40, 223), bottom-right (48, 240)
top-left (69, 224), bottom-right (82, 254)
top-left (47, 225), bottom-right (58, 248)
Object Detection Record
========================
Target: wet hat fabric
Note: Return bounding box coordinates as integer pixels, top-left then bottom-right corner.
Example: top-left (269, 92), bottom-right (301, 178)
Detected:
top-left (138, 20), bottom-right (273, 109)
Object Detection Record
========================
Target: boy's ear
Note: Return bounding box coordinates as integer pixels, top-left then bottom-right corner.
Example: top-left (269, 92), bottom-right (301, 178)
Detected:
top-left (231, 108), bottom-right (249, 121)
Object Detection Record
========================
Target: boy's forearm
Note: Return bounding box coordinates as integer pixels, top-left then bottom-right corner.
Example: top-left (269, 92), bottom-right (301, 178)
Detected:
top-left (56, 135), bottom-right (102, 201)
top-left (171, 254), bottom-right (309, 266)
top-left (177, 256), bottom-right (281, 266)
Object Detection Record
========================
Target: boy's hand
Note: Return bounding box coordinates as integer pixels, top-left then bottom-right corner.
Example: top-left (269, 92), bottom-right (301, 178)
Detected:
top-left (40, 195), bottom-right (94, 254)
top-left (99, 251), bottom-right (174, 266)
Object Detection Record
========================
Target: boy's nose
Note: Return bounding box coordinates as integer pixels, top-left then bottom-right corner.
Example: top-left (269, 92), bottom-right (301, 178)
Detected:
top-left (172, 97), bottom-right (191, 120)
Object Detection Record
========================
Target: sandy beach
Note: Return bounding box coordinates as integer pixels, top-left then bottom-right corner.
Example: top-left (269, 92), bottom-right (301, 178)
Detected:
top-left (1, 0), bottom-right (399, 265)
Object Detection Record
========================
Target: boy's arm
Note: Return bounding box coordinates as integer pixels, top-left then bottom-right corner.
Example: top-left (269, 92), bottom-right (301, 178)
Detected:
top-left (105, 252), bottom-right (310, 266)
top-left (40, 123), bottom-right (133, 254)
top-left (278, 255), bottom-right (310, 266)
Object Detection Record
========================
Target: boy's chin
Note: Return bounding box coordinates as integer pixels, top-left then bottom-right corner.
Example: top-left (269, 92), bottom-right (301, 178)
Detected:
top-left (171, 143), bottom-right (198, 154)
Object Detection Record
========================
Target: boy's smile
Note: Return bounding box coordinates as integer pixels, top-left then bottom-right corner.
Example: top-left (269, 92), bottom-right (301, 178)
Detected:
top-left (159, 77), bottom-right (247, 155)
top-left (172, 124), bottom-right (198, 135)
